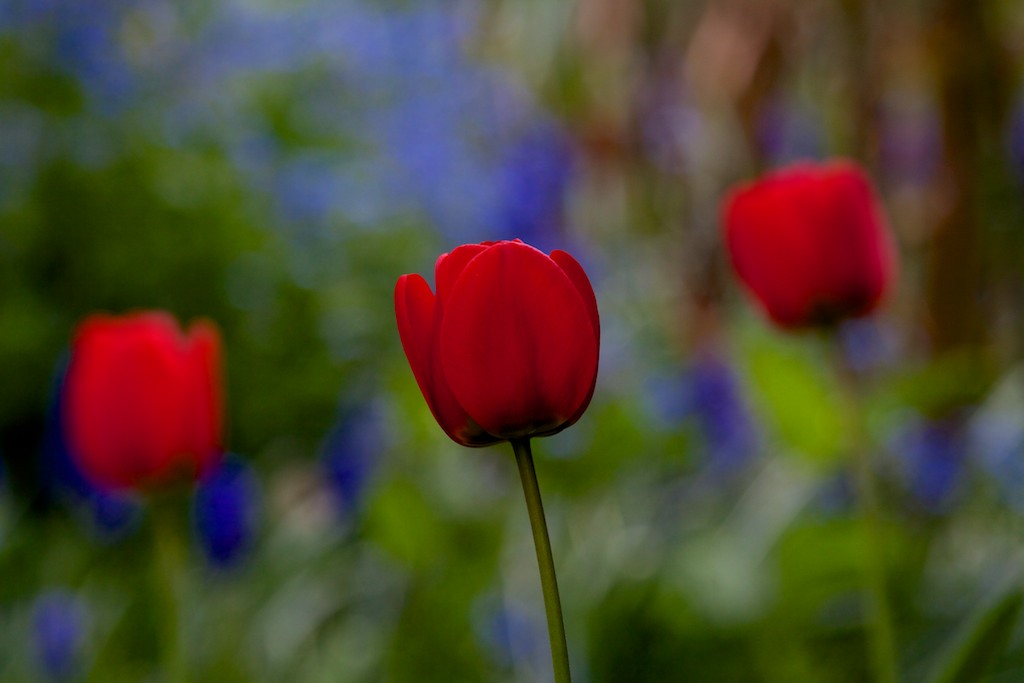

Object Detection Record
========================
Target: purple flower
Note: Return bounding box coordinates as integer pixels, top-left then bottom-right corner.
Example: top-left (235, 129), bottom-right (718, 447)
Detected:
top-left (31, 590), bottom-right (89, 681)
top-left (193, 455), bottom-right (260, 569)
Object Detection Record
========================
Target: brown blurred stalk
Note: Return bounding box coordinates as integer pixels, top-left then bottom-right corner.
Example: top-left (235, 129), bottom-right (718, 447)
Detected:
top-left (926, 0), bottom-right (1011, 355)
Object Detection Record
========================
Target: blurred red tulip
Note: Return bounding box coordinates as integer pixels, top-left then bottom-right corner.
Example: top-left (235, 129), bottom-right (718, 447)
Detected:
top-left (63, 311), bottom-right (224, 491)
top-left (395, 240), bottom-right (600, 446)
top-left (722, 160), bottom-right (897, 329)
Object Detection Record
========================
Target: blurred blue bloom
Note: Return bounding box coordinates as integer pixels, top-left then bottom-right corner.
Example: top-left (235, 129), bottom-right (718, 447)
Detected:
top-left (193, 455), bottom-right (260, 569)
top-left (495, 120), bottom-right (577, 252)
top-left (813, 470), bottom-right (857, 517)
top-left (890, 417), bottom-right (966, 514)
top-left (646, 352), bottom-right (758, 474)
top-left (1007, 93), bottom-right (1024, 185)
top-left (6, 0), bottom-right (575, 246)
top-left (31, 590), bottom-right (89, 682)
top-left (878, 94), bottom-right (941, 188)
top-left (49, 2), bottom-right (137, 110)
top-left (685, 353), bottom-right (759, 473)
top-left (376, 87), bottom-right (501, 241)
top-left (155, 0), bottom-right (562, 245)
top-left (274, 154), bottom-right (342, 225)
top-left (635, 69), bottom-right (692, 175)
top-left (756, 96), bottom-right (825, 166)
top-left (42, 357), bottom-right (141, 541)
top-left (320, 402), bottom-right (384, 517)
top-left (474, 595), bottom-right (547, 672)
top-left (971, 387), bottom-right (1024, 513)
top-left (839, 318), bottom-right (900, 375)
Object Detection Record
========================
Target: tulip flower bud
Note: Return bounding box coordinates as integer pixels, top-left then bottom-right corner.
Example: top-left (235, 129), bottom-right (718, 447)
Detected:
top-left (63, 311), bottom-right (224, 491)
top-left (395, 240), bottom-right (600, 446)
top-left (722, 160), bottom-right (897, 330)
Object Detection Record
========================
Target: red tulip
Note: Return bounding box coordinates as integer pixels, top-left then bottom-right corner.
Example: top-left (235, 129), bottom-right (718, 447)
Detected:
top-left (395, 240), bottom-right (600, 446)
top-left (63, 311), bottom-right (224, 491)
top-left (722, 160), bottom-right (897, 329)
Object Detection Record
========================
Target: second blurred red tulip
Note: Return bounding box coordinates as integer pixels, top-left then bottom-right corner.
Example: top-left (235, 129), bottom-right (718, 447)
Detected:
top-left (722, 160), bottom-right (897, 330)
top-left (63, 311), bottom-right (224, 492)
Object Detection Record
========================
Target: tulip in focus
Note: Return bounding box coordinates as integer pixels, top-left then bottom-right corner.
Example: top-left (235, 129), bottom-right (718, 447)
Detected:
top-left (395, 239), bottom-right (599, 447)
top-left (62, 311), bottom-right (224, 492)
top-left (395, 238), bottom-right (599, 683)
top-left (722, 160), bottom-right (897, 329)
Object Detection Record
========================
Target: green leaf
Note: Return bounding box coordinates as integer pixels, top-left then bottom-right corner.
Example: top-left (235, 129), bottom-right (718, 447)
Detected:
top-left (926, 587), bottom-right (1024, 683)
top-left (740, 329), bottom-right (846, 466)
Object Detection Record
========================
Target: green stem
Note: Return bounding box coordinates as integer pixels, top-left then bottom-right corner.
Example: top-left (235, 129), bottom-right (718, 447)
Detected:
top-left (511, 438), bottom-right (571, 683)
top-left (835, 355), bottom-right (898, 683)
top-left (152, 499), bottom-right (188, 683)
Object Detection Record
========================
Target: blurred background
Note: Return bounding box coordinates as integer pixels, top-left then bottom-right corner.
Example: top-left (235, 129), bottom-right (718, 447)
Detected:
top-left (3, 0), bottom-right (1024, 680)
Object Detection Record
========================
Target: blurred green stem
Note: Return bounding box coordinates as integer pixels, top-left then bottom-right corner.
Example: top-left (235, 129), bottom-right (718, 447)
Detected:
top-left (512, 438), bottom-right (571, 683)
top-left (835, 354), bottom-right (898, 683)
top-left (152, 498), bottom-right (188, 683)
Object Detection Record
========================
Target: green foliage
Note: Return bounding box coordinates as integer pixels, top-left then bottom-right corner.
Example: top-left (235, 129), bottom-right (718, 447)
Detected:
top-left (740, 324), bottom-right (847, 466)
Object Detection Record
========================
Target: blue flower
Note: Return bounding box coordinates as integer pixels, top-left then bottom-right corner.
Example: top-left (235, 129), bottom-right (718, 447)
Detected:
top-left (645, 352), bottom-right (758, 474)
top-left (878, 95), bottom-right (941, 188)
top-left (473, 594), bottom-right (546, 672)
top-left (970, 390), bottom-right (1024, 514)
top-left (890, 417), bottom-right (966, 514)
top-left (193, 455), bottom-right (260, 569)
top-left (48, 1), bottom-right (137, 110)
top-left (494, 119), bottom-right (577, 253)
top-left (320, 402), bottom-right (384, 517)
top-left (1007, 93), bottom-right (1024, 185)
top-left (31, 590), bottom-right (89, 682)
top-left (756, 96), bottom-right (825, 166)
top-left (839, 318), bottom-right (900, 375)
top-left (685, 353), bottom-right (759, 474)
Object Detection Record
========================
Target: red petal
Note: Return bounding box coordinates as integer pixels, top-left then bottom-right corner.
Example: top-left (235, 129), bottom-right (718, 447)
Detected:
top-left (435, 243), bottom-right (489, 305)
top-left (395, 274), bottom-right (439, 412)
top-left (723, 161), bottom-right (895, 328)
top-left (65, 313), bottom-right (190, 490)
top-left (395, 274), bottom-right (499, 446)
top-left (817, 162), bottom-right (896, 314)
top-left (550, 249), bottom-right (600, 426)
top-left (439, 241), bottom-right (599, 439)
top-left (550, 250), bottom-right (600, 340)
